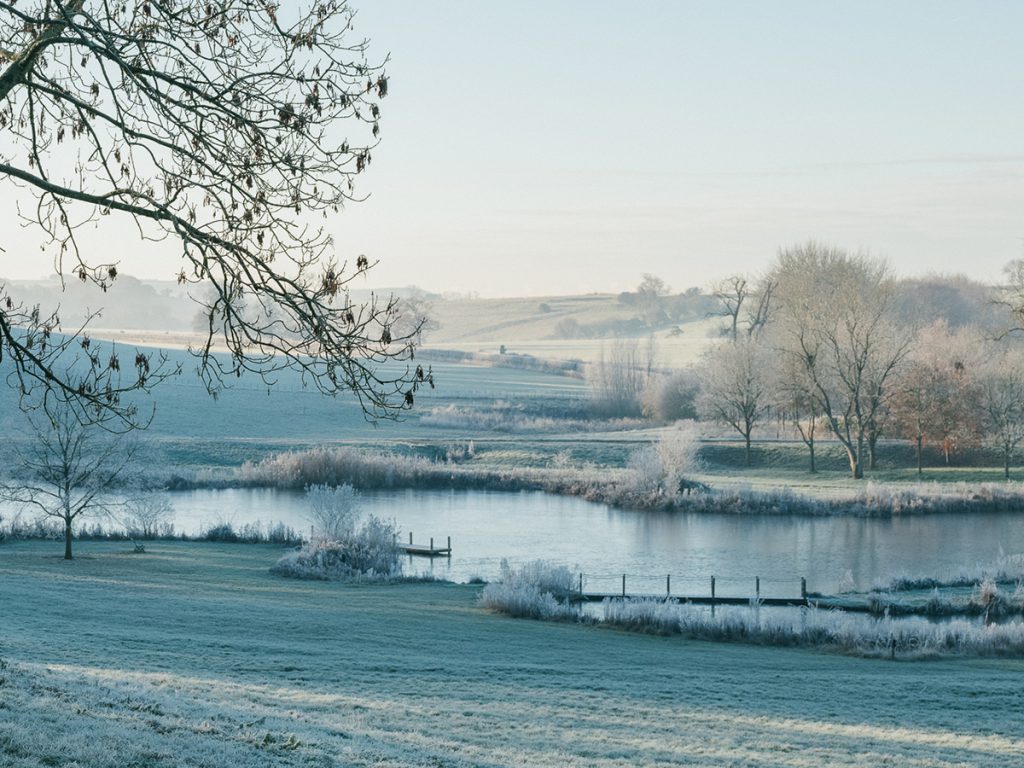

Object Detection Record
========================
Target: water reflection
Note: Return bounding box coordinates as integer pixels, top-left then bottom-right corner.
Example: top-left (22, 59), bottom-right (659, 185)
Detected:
top-left (153, 488), bottom-right (1024, 593)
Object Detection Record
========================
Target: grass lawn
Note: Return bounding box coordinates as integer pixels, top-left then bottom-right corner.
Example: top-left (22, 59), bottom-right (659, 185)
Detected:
top-left (2, 540), bottom-right (1023, 766)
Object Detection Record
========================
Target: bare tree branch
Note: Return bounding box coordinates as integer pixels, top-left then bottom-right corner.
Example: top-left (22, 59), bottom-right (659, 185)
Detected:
top-left (0, 0), bottom-right (430, 423)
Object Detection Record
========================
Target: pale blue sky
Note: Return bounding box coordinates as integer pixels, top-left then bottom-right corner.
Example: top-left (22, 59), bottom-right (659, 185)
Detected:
top-left (5, 1), bottom-right (1023, 296)
top-left (335, 0), bottom-right (1024, 295)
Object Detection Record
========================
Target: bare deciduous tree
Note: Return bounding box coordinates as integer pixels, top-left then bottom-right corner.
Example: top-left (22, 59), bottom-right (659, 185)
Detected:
top-left (977, 350), bottom-right (1024, 480)
top-left (711, 274), bottom-right (775, 341)
top-left (697, 337), bottom-right (772, 466)
top-left (636, 273), bottom-right (670, 326)
top-left (890, 321), bottom-right (982, 474)
top-left (588, 337), bottom-right (656, 418)
top-left (712, 275), bottom-right (749, 341)
top-left (773, 354), bottom-right (820, 473)
top-left (770, 243), bottom-right (912, 479)
top-left (0, 1), bottom-right (429, 423)
top-left (0, 399), bottom-right (136, 558)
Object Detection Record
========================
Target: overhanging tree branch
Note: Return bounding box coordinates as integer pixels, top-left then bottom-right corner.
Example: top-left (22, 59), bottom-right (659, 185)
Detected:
top-left (0, 0), bottom-right (430, 423)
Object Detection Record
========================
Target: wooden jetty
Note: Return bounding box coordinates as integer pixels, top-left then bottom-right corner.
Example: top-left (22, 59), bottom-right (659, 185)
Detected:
top-left (578, 574), bottom-right (809, 607)
top-left (400, 532), bottom-right (451, 557)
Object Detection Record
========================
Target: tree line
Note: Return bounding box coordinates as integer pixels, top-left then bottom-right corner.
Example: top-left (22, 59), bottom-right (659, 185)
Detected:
top-left (593, 242), bottom-right (1024, 479)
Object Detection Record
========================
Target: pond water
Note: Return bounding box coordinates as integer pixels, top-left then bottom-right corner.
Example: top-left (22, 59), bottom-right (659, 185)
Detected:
top-left (164, 488), bottom-right (1024, 594)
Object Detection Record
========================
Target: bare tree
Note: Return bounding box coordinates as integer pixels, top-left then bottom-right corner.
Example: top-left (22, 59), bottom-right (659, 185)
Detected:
top-left (697, 338), bottom-right (773, 466)
top-left (588, 337), bottom-right (656, 418)
top-left (890, 322), bottom-right (982, 474)
top-left (0, 1), bottom-right (429, 423)
top-left (636, 273), bottom-right (670, 327)
top-left (393, 287), bottom-right (440, 344)
top-left (711, 274), bottom-right (775, 341)
top-left (770, 243), bottom-right (913, 479)
top-left (977, 350), bottom-right (1024, 480)
top-left (122, 492), bottom-right (173, 538)
top-left (773, 354), bottom-right (820, 473)
top-left (744, 276), bottom-right (776, 339)
top-left (0, 399), bottom-right (137, 558)
top-left (712, 275), bottom-right (749, 341)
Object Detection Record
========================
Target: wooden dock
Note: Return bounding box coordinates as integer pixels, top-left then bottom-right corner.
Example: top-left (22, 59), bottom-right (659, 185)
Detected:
top-left (399, 533), bottom-right (451, 557)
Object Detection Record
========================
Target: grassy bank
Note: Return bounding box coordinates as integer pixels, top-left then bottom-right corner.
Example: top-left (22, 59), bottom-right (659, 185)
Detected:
top-left (1, 540), bottom-right (1023, 766)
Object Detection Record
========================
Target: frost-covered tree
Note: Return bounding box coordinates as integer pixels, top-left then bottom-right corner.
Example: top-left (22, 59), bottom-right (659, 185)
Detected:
top-left (640, 367), bottom-right (699, 422)
top-left (0, 399), bottom-right (136, 558)
top-left (770, 243), bottom-right (913, 479)
top-left (890, 322), bottom-right (982, 473)
top-left (697, 338), bottom-right (772, 466)
top-left (0, 0), bottom-right (429, 424)
top-left (977, 351), bottom-right (1024, 480)
top-left (306, 482), bottom-right (359, 541)
top-left (772, 354), bottom-right (820, 473)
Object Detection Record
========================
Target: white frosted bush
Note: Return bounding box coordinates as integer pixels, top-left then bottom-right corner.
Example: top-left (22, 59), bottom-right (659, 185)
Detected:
top-left (306, 483), bottom-right (359, 541)
top-left (271, 515), bottom-right (400, 581)
top-left (600, 599), bottom-right (1024, 657)
top-left (479, 559), bottom-right (579, 620)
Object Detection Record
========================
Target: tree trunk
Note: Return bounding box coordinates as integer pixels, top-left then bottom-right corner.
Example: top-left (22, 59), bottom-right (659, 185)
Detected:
top-left (916, 435), bottom-right (923, 477)
top-left (64, 518), bottom-right (73, 560)
top-left (744, 433), bottom-right (751, 467)
top-left (853, 435), bottom-right (865, 479)
top-left (843, 445), bottom-right (861, 479)
top-left (1005, 452), bottom-right (1011, 481)
top-left (808, 439), bottom-right (816, 474)
top-left (867, 432), bottom-right (879, 471)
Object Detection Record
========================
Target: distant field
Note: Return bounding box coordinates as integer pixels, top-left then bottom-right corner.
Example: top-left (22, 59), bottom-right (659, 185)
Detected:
top-left (83, 291), bottom-right (724, 367)
top-left (2, 540), bottom-right (1022, 767)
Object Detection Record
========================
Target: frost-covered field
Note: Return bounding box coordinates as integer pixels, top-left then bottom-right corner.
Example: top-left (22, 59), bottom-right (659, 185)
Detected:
top-left (2, 541), bottom-right (1024, 766)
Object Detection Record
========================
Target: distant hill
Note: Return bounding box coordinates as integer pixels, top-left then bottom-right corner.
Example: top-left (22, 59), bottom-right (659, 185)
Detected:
top-left (2, 275), bottom-right (727, 366)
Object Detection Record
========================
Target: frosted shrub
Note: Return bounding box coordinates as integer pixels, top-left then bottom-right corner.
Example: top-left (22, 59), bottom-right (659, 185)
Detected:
top-left (598, 600), bottom-right (1024, 657)
top-left (479, 559), bottom-right (579, 620)
top-left (271, 515), bottom-right (401, 581)
top-left (498, 558), bottom-right (576, 594)
top-left (306, 483), bottom-right (359, 541)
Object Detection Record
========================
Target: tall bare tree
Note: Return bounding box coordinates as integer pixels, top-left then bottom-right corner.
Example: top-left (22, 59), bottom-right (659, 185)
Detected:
top-left (0, 1), bottom-right (429, 423)
top-left (770, 243), bottom-right (912, 479)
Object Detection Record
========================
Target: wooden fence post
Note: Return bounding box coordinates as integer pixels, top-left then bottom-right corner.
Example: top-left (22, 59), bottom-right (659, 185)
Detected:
top-left (666, 574), bottom-right (671, 597)
top-left (711, 576), bottom-right (716, 604)
top-left (622, 573), bottom-right (626, 598)
top-left (409, 531), bottom-right (413, 545)
top-left (756, 576), bottom-right (760, 599)
top-left (430, 537), bottom-right (434, 551)
top-left (801, 577), bottom-right (807, 600)
top-left (579, 573), bottom-right (583, 595)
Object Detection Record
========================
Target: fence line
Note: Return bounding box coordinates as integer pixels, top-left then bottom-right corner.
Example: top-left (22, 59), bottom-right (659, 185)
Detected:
top-left (577, 572), bottom-right (808, 603)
